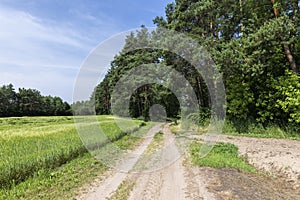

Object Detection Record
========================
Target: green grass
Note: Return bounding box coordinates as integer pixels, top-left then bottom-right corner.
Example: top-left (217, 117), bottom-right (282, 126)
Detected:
top-left (190, 142), bottom-right (257, 174)
top-left (145, 131), bottom-right (164, 154)
top-left (0, 115), bottom-right (144, 190)
top-left (107, 178), bottom-right (135, 200)
top-left (0, 153), bottom-right (107, 199)
top-left (223, 120), bottom-right (300, 140)
top-left (174, 118), bottom-right (300, 140)
top-left (153, 131), bottom-right (163, 141)
top-left (0, 125), bottom-right (85, 189)
top-left (114, 122), bottom-right (156, 150)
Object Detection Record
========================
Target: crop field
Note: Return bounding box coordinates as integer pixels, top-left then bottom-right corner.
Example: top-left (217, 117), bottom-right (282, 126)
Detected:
top-left (0, 115), bottom-right (144, 190)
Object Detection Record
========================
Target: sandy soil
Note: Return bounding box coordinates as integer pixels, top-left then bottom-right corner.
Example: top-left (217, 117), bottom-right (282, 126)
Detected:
top-left (218, 135), bottom-right (300, 186)
top-left (127, 124), bottom-right (203, 200)
top-left (77, 123), bottom-right (163, 200)
top-left (196, 167), bottom-right (300, 200)
top-left (78, 124), bottom-right (214, 200)
top-left (77, 125), bottom-right (300, 200)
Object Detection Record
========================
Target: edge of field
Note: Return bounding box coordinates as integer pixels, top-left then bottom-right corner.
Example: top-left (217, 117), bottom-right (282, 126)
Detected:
top-left (0, 116), bottom-right (154, 199)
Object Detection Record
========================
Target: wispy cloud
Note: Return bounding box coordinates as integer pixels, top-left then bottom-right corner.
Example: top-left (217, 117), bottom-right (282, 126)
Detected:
top-left (1, 8), bottom-right (90, 46)
top-left (0, 5), bottom-right (96, 102)
top-left (0, 5), bottom-right (92, 67)
top-left (0, 0), bottom-right (171, 102)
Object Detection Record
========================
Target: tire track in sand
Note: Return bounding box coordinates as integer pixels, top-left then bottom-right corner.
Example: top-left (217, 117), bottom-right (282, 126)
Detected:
top-left (128, 124), bottom-right (215, 200)
top-left (78, 123), bottom-right (163, 200)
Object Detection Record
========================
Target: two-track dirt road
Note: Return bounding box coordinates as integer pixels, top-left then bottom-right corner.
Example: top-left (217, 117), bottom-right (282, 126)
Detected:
top-left (77, 123), bottom-right (214, 200)
top-left (77, 124), bottom-right (300, 200)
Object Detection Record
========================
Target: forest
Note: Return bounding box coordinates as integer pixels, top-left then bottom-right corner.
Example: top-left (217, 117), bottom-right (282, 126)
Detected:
top-left (0, 84), bottom-right (71, 117)
top-left (92, 0), bottom-right (300, 128)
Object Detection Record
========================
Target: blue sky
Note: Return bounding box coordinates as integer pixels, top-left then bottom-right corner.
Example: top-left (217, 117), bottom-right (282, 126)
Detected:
top-left (0, 0), bottom-right (172, 102)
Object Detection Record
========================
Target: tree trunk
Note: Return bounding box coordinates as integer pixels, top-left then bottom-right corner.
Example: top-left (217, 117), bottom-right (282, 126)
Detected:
top-left (105, 85), bottom-right (110, 113)
top-left (284, 45), bottom-right (298, 74)
top-left (271, 0), bottom-right (298, 74)
top-left (292, 2), bottom-right (298, 26)
top-left (271, 0), bottom-right (279, 17)
top-left (239, 0), bottom-right (244, 36)
top-left (196, 76), bottom-right (204, 106)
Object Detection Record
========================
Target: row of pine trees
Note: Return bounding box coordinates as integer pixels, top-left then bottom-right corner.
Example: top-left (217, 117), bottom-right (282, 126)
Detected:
top-left (0, 84), bottom-right (71, 117)
top-left (93, 0), bottom-right (300, 125)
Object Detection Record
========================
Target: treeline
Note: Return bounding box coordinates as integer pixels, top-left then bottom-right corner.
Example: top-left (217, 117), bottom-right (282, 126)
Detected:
top-left (93, 0), bottom-right (300, 125)
top-left (0, 84), bottom-right (71, 117)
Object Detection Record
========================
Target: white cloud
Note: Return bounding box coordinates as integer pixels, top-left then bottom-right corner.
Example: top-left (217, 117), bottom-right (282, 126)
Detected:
top-left (0, 5), bottom-right (98, 102)
top-left (0, 7), bottom-right (89, 48)
top-left (0, 2), bottom-right (161, 102)
top-left (0, 6), bottom-right (92, 67)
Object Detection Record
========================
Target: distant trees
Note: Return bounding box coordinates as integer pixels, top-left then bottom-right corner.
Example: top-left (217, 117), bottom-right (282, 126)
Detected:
top-left (72, 100), bottom-right (94, 116)
top-left (0, 84), bottom-right (71, 117)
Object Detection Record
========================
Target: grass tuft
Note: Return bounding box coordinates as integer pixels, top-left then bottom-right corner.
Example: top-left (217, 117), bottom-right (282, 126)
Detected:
top-left (107, 179), bottom-right (135, 200)
top-left (190, 142), bottom-right (257, 174)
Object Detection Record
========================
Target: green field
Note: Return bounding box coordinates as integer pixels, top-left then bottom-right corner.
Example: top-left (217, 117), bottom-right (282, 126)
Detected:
top-left (0, 115), bottom-right (146, 196)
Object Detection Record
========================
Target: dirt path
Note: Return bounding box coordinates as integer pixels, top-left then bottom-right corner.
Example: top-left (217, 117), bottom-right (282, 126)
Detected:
top-left (128, 124), bottom-right (189, 200)
top-left (118, 124), bottom-right (215, 200)
top-left (78, 124), bottom-right (215, 200)
top-left (78, 125), bottom-right (300, 200)
top-left (77, 123), bottom-right (163, 200)
top-left (193, 167), bottom-right (300, 200)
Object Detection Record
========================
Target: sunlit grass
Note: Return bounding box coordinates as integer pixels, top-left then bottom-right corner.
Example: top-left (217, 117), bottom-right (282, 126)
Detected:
top-left (0, 115), bottom-right (144, 190)
top-left (190, 142), bottom-right (257, 174)
top-left (0, 154), bottom-right (107, 200)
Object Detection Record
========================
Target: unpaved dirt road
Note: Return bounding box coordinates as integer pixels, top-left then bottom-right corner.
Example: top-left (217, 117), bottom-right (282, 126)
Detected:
top-left (77, 124), bottom-right (215, 199)
top-left (127, 124), bottom-right (210, 200)
top-left (78, 124), bottom-right (163, 199)
top-left (78, 124), bottom-right (300, 200)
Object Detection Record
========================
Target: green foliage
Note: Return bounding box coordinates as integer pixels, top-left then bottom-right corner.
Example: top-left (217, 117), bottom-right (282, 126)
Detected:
top-left (93, 27), bottom-right (207, 120)
top-left (94, 0), bottom-right (298, 128)
top-left (94, 0), bottom-right (300, 130)
top-left (190, 142), bottom-right (256, 173)
top-left (174, 1), bottom-right (299, 125)
top-left (186, 108), bottom-right (211, 126)
top-left (222, 119), bottom-right (300, 140)
top-left (274, 71), bottom-right (300, 123)
top-left (0, 84), bottom-right (71, 117)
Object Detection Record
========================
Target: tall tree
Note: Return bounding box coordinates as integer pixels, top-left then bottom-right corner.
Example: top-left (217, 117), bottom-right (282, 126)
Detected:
top-left (0, 84), bottom-right (17, 116)
top-left (153, 0), bottom-right (300, 123)
top-left (93, 0), bottom-right (300, 125)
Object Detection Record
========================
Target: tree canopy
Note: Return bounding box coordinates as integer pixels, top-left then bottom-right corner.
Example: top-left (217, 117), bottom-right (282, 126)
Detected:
top-left (93, 0), bottom-right (300, 125)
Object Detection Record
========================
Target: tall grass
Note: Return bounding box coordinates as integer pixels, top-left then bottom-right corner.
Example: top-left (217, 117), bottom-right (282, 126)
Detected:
top-left (223, 119), bottom-right (300, 140)
top-left (0, 116), bottom-right (143, 189)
